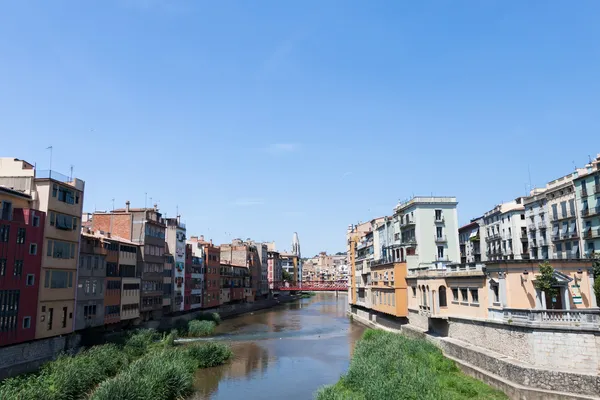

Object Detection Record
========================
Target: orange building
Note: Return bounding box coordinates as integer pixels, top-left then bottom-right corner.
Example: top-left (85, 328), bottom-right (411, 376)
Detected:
top-left (370, 262), bottom-right (408, 317)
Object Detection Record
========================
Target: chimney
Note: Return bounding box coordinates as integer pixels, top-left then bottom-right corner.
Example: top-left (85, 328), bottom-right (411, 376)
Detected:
top-left (106, 232), bottom-right (111, 238)
top-left (177, 214), bottom-right (181, 225)
top-left (154, 203), bottom-right (158, 211)
top-left (210, 239), bottom-right (213, 245)
top-left (200, 235), bottom-right (205, 242)
top-left (125, 201), bottom-right (130, 212)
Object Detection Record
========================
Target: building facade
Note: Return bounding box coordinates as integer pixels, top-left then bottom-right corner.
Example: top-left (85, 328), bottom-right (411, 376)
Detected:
top-left (0, 158), bottom-right (86, 340)
top-left (267, 250), bottom-right (282, 290)
top-left (0, 186), bottom-right (45, 346)
top-left (392, 197), bottom-right (460, 270)
top-left (482, 198), bottom-right (528, 262)
top-left (458, 218), bottom-right (486, 264)
top-left (165, 217), bottom-right (186, 312)
top-left (574, 156), bottom-right (600, 258)
top-left (92, 202), bottom-right (166, 320)
top-left (76, 233), bottom-right (107, 330)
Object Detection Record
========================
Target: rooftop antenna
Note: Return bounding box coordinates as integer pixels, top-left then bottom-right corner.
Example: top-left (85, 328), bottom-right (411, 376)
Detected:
top-left (145, 192), bottom-right (147, 209)
top-left (69, 165), bottom-right (73, 181)
top-left (112, 198), bottom-right (115, 211)
top-left (589, 155), bottom-right (593, 164)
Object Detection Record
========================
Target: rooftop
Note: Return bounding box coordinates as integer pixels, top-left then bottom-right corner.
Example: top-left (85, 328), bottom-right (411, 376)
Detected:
top-left (395, 196), bottom-right (457, 213)
top-left (0, 185), bottom-right (31, 200)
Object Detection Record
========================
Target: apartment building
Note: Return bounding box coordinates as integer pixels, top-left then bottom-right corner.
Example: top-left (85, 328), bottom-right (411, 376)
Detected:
top-left (76, 233), bottom-right (107, 330)
top-left (103, 235), bottom-right (122, 325)
top-left (523, 190), bottom-right (550, 260)
top-left (546, 174), bottom-right (582, 260)
top-left (165, 217), bottom-right (186, 312)
top-left (250, 241), bottom-right (268, 298)
top-left (183, 244), bottom-right (192, 311)
top-left (220, 239), bottom-right (259, 301)
top-left (347, 218), bottom-right (383, 305)
top-left (188, 236), bottom-right (220, 308)
top-left (0, 186), bottom-right (45, 346)
top-left (0, 158), bottom-right (86, 339)
top-left (392, 197), bottom-right (460, 270)
top-left (220, 263), bottom-right (250, 303)
top-left (574, 155), bottom-right (600, 257)
top-left (163, 252), bottom-right (173, 313)
top-left (267, 250), bottom-right (282, 290)
top-left (458, 218), bottom-right (486, 264)
top-left (482, 198), bottom-right (528, 262)
top-left (190, 251), bottom-right (203, 310)
top-left (117, 238), bottom-right (140, 321)
top-left (92, 202), bottom-right (165, 320)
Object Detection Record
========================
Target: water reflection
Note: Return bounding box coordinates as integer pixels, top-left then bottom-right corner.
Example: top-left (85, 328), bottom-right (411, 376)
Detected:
top-left (191, 293), bottom-right (364, 400)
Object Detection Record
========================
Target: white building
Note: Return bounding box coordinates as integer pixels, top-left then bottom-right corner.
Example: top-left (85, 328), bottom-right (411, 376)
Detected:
top-left (574, 155), bottom-right (600, 257)
top-left (391, 196), bottom-right (460, 271)
top-left (458, 217), bottom-right (486, 264)
top-left (482, 198), bottom-right (528, 261)
top-left (165, 217), bottom-right (186, 311)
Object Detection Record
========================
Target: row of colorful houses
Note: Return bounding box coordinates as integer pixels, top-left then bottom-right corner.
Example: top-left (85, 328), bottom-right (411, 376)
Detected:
top-left (0, 157), bottom-right (298, 348)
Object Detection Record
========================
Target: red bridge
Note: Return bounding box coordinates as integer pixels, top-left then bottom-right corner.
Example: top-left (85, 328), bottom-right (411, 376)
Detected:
top-left (272, 280), bottom-right (348, 291)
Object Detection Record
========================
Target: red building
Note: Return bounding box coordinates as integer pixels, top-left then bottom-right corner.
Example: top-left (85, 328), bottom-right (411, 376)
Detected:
top-left (0, 187), bottom-right (45, 346)
top-left (203, 243), bottom-right (221, 308)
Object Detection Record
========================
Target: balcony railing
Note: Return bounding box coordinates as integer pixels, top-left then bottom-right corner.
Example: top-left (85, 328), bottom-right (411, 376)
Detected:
top-left (489, 308), bottom-right (600, 329)
top-left (582, 206), bottom-right (600, 219)
top-left (434, 216), bottom-right (445, 223)
top-left (537, 222), bottom-right (547, 229)
top-left (434, 235), bottom-right (447, 243)
top-left (584, 228), bottom-right (600, 240)
top-left (400, 219), bottom-right (415, 227)
top-left (528, 224), bottom-right (536, 231)
top-left (582, 186), bottom-right (588, 197)
top-left (485, 233), bottom-right (501, 242)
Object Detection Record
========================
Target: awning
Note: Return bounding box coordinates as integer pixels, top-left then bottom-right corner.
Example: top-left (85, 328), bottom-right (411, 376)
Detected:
top-left (469, 228), bottom-right (479, 239)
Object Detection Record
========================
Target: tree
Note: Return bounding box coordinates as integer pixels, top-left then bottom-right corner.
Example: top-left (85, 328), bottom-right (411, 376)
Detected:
top-left (282, 270), bottom-right (293, 282)
top-left (534, 261), bottom-right (559, 309)
top-left (592, 254), bottom-right (600, 306)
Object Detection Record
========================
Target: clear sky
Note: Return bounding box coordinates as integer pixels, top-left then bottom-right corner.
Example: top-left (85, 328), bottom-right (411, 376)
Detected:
top-left (1, 1), bottom-right (599, 257)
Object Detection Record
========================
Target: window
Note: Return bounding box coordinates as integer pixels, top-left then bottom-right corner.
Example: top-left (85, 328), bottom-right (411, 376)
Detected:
top-left (55, 213), bottom-right (76, 231)
top-left (57, 185), bottom-right (75, 204)
top-left (560, 201), bottom-right (567, 218)
top-left (62, 307), bottom-right (68, 328)
top-left (437, 246), bottom-right (444, 258)
top-left (470, 289), bottom-right (479, 303)
top-left (492, 284), bottom-right (499, 303)
top-left (452, 288), bottom-right (459, 302)
top-left (1, 201), bottom-right (12, 220)
top-left (52, 184), bottom-right (58, 197)
top-left (47, 240), bottom-right (76, 259)
top-left (49, 271), bottom-right (73, 289)
top-left (0, 290), bottom-right (20, 332)
top-left (23, 316), bottom-right (31, 329)
top-left (16, 228), bottom-right (26, 244)
top-left (26, 274), bottom-right (35, 286)
top-left (460, 288), bottom-right (468, 302)
top-left (0, 225), bottom-right (9, 242)
top-left (436, 226), bottom-right (443, 238)
top-left (13, 261), bottom-right (23, 277)
top-left (47, 307), bottom-right (53, 330)
top-left (94, 257), bottom-right (99, 269)
top-left (435, 210), bottom-right (442, 220)
top-left (29, 243), bottom-right (37, 255)
top-left (33, 214), bottom-right (40, 227)
top-left (439, 286), bottom-right (447, 307)
top-left (0, 258), bottom-right (6, 276)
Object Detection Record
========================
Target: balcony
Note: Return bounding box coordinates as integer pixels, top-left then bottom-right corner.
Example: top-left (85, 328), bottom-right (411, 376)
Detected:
top-left (584, 228), bottom-right (600, 240)
top-left (434, 235), bottom-right (447, 243)
top-left (582, 206), bottom-right (600, 219)
top-left (550, 211), bottom-right (575, 222)
top-left (489, 308), bottom-right (600, 329)
top-left (537, 222), bottom-right (547, 229)
top-left (400, 219), bottom-right (415, 228)
top-left (434, 215), bottom-right (445, 223)
top-left (403, 237), bottom-right (417, 245)
top-left (485, 233), bottom-right (501, 242)
top-left (435, 255), bottom-right (449, 262)
top-left (528, 224), bottom-right (537, 231)
top-left (595, 183), bottom-right (600, 194)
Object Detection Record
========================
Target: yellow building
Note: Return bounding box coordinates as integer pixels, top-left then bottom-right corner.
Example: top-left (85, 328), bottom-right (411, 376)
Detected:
top-left (370, 262), bottom-right (408, 317)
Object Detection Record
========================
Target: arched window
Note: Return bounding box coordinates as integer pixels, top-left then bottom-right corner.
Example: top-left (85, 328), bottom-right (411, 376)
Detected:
top-left (439, 286), bottom-right (447, 307)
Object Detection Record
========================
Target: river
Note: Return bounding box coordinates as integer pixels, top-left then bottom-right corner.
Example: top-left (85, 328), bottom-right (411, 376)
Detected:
top-left (191, 292), bottom-right (365, 400)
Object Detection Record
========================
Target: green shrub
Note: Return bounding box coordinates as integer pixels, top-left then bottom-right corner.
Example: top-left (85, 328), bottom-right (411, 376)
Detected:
top-left (317, 330), bottom-right (506, 400)
top-left (185, 342), bottom-right (233, 368)
top-left (123, 329), bottom-right (160, 359)
top-left (187, 320), bottom-right (216, 337)
top-left (0, 344), bottom-right (128, 400)
top-left (90, 343), bottom-right (232, 400)
top-left (211, 312), bottom-right (222, 325)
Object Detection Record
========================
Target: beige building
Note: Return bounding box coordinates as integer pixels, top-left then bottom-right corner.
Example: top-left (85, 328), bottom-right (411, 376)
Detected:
top-left (0, 158), bottom-right (85, 339)
top-left (482, 198), bottom-right (528, 262)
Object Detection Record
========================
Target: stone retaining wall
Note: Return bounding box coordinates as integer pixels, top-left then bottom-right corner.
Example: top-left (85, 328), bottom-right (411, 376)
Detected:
top-left (0, 334), bottom-right (81, 380)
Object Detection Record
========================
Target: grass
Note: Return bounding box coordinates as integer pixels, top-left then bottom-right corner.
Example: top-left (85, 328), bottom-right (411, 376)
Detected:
top-left (316, 329), bottom-right (507, 400)
top-left (0, 328), bottom-right (231, 400)
top-left (187, 320), bottom-right (216, 337)
top-left (89, 342), bottom-right (232, 400)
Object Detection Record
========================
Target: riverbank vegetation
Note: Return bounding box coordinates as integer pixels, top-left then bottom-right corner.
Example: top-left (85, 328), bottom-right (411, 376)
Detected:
top-left (173, 312), bottom-right (221, 337)
top-left (317, 329), bottom-right (507, 400)
top-left (188, 320), bottom-right (217, 337)
top-left (299, 292), bottom-right (317, 299)
top-left (0, 328), bottom-right (231, 400)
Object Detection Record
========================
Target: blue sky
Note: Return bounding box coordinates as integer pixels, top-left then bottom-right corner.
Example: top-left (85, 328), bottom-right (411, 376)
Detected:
top-left (1, 1), bottom-right (599, 257)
